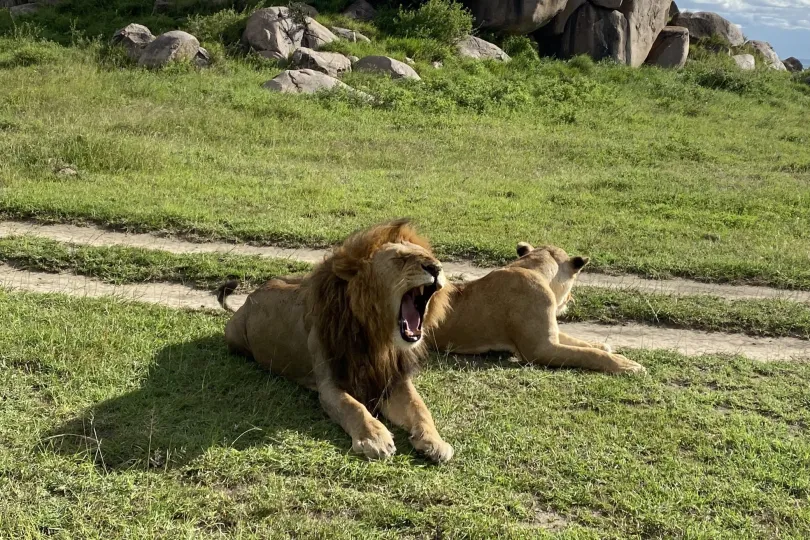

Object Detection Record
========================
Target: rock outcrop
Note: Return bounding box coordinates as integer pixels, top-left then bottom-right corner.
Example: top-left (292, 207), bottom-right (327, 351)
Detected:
top-left (263, 68), bottom-right (350, 93)
top-left (466, 0), bottom-right (569, 34)
top-left (670, 11), bottom-right (743, 47)
top-left (732, 54), bottom-right (755, 71)
top-left (644, 25), bottom-right (687, 68)
top-left (290, 47), bottom-right (352, 77)
top-left (111, 23), bottom-right (156, 61)
top-left (559, 4), bottom-right (628, 63)
top-left (242, 7), bottom-right (337, 60)
top-left (330, 26), bottom-right (371, 43)
top-left (455, 35), bottom-right (511, 61)
top-left (620, 0), bottom-right (672, 67)
top-left (342, 0), bottom-right (376, 21)
top-left (354, 56), bottom-right (421, 80)
top-left (782, 57), bottom-right (803, 73)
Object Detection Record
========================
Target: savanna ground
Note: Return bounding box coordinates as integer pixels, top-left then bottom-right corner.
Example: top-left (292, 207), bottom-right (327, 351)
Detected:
top-left (1, 0), bottom-right (810, 537)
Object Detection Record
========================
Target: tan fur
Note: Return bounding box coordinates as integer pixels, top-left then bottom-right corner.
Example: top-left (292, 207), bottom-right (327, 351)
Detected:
top-left (220, 219), bottom-right (455, 462)
top-left (430, 243), bottom-right (646, 374)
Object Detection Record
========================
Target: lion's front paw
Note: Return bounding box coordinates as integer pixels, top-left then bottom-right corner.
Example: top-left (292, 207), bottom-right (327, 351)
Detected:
top-left (411, 434), bottom-right (454, 464)
top-left (608, 353), bottom-right (647, 374)
top-left (591, 341), bottom-right (612, 353)
top-left (352, 422), bottom-right (396, 460)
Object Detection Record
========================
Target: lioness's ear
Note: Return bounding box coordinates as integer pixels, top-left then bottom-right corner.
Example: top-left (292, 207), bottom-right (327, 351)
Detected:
top-left (571, 256), bottom-right (589, 272)
top-left (516, 242), bottom-right (533, 257)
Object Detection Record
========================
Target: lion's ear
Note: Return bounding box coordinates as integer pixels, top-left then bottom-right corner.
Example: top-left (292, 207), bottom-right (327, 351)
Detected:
top-left (571, 256), bottom-right (589, 272)
top-left (332, 256), bottom-right (359, 281)
top-left (516, 242), bottom-right (533, 257)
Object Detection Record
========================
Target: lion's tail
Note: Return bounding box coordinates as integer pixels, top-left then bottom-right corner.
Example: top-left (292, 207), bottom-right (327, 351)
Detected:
top-left (215, 279), bottom-right (240, 313)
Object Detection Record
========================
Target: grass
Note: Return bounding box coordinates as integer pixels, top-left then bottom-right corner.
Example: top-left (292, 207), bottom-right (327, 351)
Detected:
top-left (1, 290), bottom-right (809, 537)
top-left (0, 32), bottom-right (809, 289)
top-left (3, 235), bottom-right (810, 339)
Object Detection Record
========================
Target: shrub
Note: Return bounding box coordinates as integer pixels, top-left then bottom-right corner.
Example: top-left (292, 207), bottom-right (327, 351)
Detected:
top-left (386, 0), bottom-right (473, 45)
top-left (0, 42), bottom-right (60, 68)
top-left (184, 8), bottom-right (248, 48)
top-left (501, 35), bottom-right (538, 60)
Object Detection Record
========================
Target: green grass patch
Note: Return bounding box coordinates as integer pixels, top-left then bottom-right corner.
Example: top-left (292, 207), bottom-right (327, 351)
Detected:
top-left (0, 235), bottom-right (309, 289)
top-left (1, 291), bottom-right (809, 537)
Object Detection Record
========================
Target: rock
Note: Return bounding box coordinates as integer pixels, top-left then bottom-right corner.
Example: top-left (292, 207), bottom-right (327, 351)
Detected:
top-left (111, 23), bottom-right (156, 61)
top-left (289, 2), bottom-right (318, 17)
top-left (263, 68), bottom-right (370, 100)
top-left (9, 3), bottom-right (38, 16)
top-left (670, 11), bottom-right (743, 47)
top-left (549, 0), bottom-right (586, 35)
top-left (592, 0), bottom-right (622, 8)
top-left (342, 0), bottom-right (376, 21)
top-left (560, 4), bottom-right (627, 64)
top-left (195, 46), bottom-right (210, 67)
top-left (348, 55), bottom-right (360, 63)
top-left (745, 40), bottom-right (786, 71)
top-left (242, 7), bottom-right (337, 61)
top-left (466, 0), bottom-right (569, 34)
top-left (354, 55), bottom-right (421, 80)
top-left (455, 35), bottom-right (511, 61)
top-left (644, 25), bottom-right (687, 68)
top-left (138, 30), bottom-right (203, 68)
top-left (56, 166), bottom-right (78, 177)
top-left (432, 60), bottom-right (443, 68)
top-left (290, 47), bottom-right (351, 77)
top-left (620, 0), bottom-right (672, 67)
top-left (783, 57), bottom-right (803, 73)
top-left (668, 0), bottom-right (678, 18)
top-left (330, 26), bottom-right (371, 43)
top-left (733, 53), bottom-right (755, 71)
top-left (405, 57), bottom-right (415, 65)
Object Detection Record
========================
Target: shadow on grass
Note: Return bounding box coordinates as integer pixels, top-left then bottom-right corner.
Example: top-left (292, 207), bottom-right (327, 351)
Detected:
top-left (41, 334), bottom-right (351, 471)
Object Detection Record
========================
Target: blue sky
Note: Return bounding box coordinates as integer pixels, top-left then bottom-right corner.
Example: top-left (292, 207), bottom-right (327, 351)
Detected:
top-left (678, 0), bottom-right (810, 60)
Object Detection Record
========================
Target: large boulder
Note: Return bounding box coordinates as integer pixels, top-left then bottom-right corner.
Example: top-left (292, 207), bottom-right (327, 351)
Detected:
top-left (670, 11), bottom-right (743, 47)
top-left (137, 30), bottom-right (207, 68)
top-left (548, 0), bottom-right (586, 35)
top-left (466, 0), bottom-right (569, 34)
top-left (668, 0), bottom-right (678, 18)
top-left (592, 0), bottom-right (622, 7)
top-left (745, 40), bottom-right (786, 71)
top-left (111, 23), bottom-right (156, 61)
top-left (560, 3), bottom-right (627, 63)
top-left (242, 7), bottom-right (337, 61)
top-left (733, 54), bottom-right (755, 71)
top-left (290, 47), bottom-right (352, 77)
top-left (354, 56), bottom-right (421, 80)
top-left (342, 0), bottom-right (376, 21)
top-left (620, 0), bottom-right (672, 67)
top-left (455, 35), bottom-right (511, 61)
top-left (644, 25), bottom-right (687, 68)
top-left (263, 69), bottom-right (349, 93)
top-left (330, 26), bottom-right (371, 43)
top-left (783, 57), bottom-right (803, 73)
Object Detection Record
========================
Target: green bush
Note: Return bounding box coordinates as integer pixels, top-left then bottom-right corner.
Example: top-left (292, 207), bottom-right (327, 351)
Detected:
top-left (385, 0), bottom-right (473, 45)
top-left (501, 35), bottom-right (538, 60)
top-left (184, 8), bottom-right (248, 48)
top-left (0, 42), bottom-right (60, 68)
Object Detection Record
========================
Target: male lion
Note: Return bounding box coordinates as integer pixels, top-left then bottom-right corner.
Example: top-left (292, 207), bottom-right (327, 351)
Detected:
top-left (217, 219), bottom-right (455, 462)
top-left (430, 242), bottom-right (646, 374)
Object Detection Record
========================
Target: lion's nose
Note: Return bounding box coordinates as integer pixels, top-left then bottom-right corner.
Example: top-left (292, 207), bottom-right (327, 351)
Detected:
top-left (422, 263), bottom-right (441, 279)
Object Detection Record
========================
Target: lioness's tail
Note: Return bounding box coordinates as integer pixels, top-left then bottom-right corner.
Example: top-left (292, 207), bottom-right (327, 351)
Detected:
top-left (216, 279), bottom-right (240, 313)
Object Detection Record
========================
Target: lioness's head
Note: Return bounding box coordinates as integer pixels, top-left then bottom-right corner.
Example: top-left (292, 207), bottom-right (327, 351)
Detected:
top-left (511, 242), bottom-right (589, 316)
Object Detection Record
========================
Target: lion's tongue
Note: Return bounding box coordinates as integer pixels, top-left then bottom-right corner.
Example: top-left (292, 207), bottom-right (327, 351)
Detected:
top-left (401, 292), bottom-right (421, 334)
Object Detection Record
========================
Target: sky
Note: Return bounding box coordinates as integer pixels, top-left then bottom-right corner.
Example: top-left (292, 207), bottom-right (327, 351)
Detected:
top-left (678, 0), bottom-right (810, 60)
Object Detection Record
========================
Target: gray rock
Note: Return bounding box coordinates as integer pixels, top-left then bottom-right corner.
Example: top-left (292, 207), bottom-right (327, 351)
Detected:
top-left (560, 3), bottom-right (627, 64)
top-left (138, 30), bottom-right (202, 68)
top-left (330, 26), bottom-right (371, 43)
top-left (670, 11), bottom-right (743, 47)
top-left (644, 25), bottom-right (687, 68)
top-left (348, 55), bottom-right (360, 63)
top-left (243, 7), bottom-right (337, 61)
top-left (289, 2), bottom-right (319, 17)
top-left (9, 3), bottom-right (39, 16)
top-left (620, 0), bottom-right (672, 67)
top-left (111, 23), bottom-right (156, 61)
top-left (783, 57), bottom-right (803, 73)
top-left (195, 46), bottom-right (210, 67)
top-left (342, 0), bottom-right (376, 21)
top-left (405, 57), bottom-right (415, 65)
top-left (733, 53), bottom-right (755, 71)
top-left (290, 47), bottom-right (352, 77)
top-left (354, 55), bottom-right (421, 80)
top-left (549, 0), bottom-right (586, 35)
top-left (263, 68), bottom-right (371, 100)
top-left (745, 40), bottom-right (786, 71)
top-left (668, 0), bottom-right (678, 18)
top-left (432, 60), bottom-right (443, 68)
top-left (56, 166), bottom-right (78, 177)
top-left (467, 0), bottom-right (569, 33)
top-left (455, 35), bottom-right (511, 61)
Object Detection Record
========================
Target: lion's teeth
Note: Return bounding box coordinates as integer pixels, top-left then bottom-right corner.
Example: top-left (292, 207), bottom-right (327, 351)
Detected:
top-left (419, 285), bottom-right (424, 295)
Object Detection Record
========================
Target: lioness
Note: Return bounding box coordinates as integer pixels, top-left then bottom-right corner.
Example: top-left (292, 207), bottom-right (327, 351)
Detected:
top-left (217, 219), bottom-right (455, 462)
top-left (430, 242), bottom-right (646, 374)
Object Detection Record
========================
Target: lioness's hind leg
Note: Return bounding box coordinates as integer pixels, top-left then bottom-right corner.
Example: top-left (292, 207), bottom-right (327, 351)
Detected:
top-left (382, 379), bottom-right (453, 464)
top-left (558, 331), bottom-right (612, 353)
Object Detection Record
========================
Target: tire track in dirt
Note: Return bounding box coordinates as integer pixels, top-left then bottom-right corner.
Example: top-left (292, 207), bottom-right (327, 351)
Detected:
top-left (2, 220), bottom-right (808, 303)
top-left (2, 263), bottom-right (808, 363)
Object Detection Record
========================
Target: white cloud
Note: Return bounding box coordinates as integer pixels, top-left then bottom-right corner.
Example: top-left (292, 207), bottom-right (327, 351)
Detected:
top-left (683, 0), bottom-right (810, 31)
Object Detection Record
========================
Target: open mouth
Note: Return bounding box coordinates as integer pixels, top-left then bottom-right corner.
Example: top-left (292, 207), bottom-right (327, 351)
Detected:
top-left (399, 283), bottom-right (438, 343)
